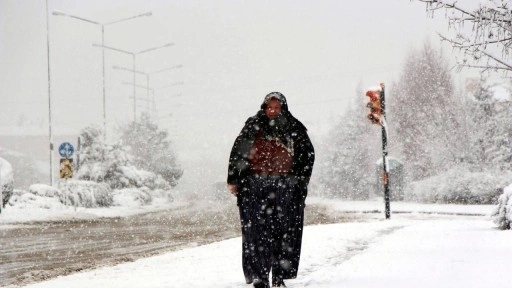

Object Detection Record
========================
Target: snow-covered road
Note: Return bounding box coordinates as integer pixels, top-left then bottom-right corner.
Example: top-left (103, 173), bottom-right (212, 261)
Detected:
top-left (21, 215), bottom-right (511, 288)
top-left (3, 199), bottom-right (506, 288)
top-left (1, 199), bottom-right (371, 287)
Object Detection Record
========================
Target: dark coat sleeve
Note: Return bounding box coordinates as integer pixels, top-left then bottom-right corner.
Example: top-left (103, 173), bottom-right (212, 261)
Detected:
top-left (227, 117), bottom-right (257, 187)
top-left (291, 122), bottom-right (315, 200)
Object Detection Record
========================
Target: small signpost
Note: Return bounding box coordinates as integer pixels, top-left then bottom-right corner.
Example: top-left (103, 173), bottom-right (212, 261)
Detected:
top-left (59, 142), bottom-right (74, 159)
top-left (59, 142), bottom-right (74, 179)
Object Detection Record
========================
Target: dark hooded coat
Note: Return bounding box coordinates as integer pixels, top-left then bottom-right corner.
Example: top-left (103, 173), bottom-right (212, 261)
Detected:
top-left (227, 92), bottom-right (315, 202)
top-left (227, 92), bottom-right (315, 284)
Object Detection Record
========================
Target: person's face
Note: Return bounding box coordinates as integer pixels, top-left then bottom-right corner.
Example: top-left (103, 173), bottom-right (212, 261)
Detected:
top-left (265, 98), bottom-right (282, 119)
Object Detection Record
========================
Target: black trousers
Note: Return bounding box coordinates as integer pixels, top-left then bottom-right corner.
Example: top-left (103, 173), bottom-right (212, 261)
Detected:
top-left (238, 176), bottom-right (305, 284)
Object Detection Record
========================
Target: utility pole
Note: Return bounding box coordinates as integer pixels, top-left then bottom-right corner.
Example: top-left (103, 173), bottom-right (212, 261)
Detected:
top-left (365, 83), bottom-right (390, 219)
top-left (45, 0), bottom-right (54, 186)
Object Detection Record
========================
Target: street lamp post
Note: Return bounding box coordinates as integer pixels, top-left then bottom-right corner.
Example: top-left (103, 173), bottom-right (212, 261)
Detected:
top-left (93, 43), bottom-right (174, 121)
top-left (121, 82), bottom-right (155, 116)
top-left (114, 65), bottom-right (151, 107)
top-left (113, 64), bottom-right (182, 118)
top-left (121, 81), bottom-right (183, 120)
top-left (45, 0), bottom-right (54, 186)
top-left (52, 10), bottom-right (152, 142)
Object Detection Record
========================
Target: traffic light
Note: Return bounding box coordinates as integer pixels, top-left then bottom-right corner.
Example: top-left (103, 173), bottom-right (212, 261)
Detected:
top-left (366, 88), bottom-right (383, 125)
top-left (364, 83), bottom-right (391, 219)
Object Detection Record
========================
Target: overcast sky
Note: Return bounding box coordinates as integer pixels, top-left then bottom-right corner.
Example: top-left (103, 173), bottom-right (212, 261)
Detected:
top-left (0, 0), bottom-right (481, 187)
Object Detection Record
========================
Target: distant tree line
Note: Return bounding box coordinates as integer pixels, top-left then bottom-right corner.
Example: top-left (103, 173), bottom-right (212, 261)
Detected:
top-left (318, 41), bottom-right (512, 201)
top-left (320, 0), bottom-right (512, 201)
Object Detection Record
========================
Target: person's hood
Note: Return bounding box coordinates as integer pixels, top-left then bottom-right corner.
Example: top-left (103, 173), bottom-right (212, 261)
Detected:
top-left (260, 92), bottom-right (289, 112)
top-left (255, 91), bottom-right (306, 132)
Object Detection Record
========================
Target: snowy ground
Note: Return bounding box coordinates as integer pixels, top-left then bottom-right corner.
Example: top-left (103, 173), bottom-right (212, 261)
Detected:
top-left (3, 198), bottom-right (509, 288)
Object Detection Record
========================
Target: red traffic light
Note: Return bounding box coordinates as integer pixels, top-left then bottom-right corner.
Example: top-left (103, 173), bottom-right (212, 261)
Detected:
top-left (366, 90), bottom-right (380, 101)
top-left (365, 88), bottom-right (383, 125)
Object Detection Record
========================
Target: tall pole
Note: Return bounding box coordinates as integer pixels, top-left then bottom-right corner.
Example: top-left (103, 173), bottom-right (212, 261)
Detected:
top-left (98, 43), bottom-right (174, 122)
top-left (113, 64), bottom-right (181, 120)
top-left (146, 74), bottom-right (150, 114)
top-left (133, 54), bottom-right (137, 121)
top-left (46, 0), bottom-right (54, 186)
top-left (101, 25), bottom-right (106, 142)
top-left (52, 11), bottom-right (152, 141)
top-left (365, 83), bottom-right (390, 219)
top-left (380, 83), bottom-right (390, 219)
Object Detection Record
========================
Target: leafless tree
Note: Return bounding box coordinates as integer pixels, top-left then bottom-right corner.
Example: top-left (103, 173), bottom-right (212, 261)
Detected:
top-left (417, 0), bottom-right (512, 73)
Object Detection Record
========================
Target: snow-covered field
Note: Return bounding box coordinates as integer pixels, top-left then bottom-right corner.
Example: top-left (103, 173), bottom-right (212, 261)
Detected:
top-left (3, 196), bottom-right (508, 288)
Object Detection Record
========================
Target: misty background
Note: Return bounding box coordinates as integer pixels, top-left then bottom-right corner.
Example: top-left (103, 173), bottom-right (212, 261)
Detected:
top-left (0, 0), bottom-right (484, 193)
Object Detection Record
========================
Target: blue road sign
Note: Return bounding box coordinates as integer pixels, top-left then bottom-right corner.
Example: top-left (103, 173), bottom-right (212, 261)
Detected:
top-left (59, 142), bottom-right (74, 158)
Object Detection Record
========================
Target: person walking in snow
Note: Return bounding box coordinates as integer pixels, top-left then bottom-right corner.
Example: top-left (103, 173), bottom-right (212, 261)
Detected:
top-left (227, 92), bottom-right (315, 288)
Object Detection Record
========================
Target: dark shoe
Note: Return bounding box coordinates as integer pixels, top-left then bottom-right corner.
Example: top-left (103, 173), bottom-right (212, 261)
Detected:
top-left (272, 278), bottom-right (286, 287)
top-left (253, 279), bottom-right (270, 288)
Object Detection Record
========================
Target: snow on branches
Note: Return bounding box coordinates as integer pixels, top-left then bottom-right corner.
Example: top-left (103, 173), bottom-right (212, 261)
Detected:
top-left (417, 0), bottom-right (512, 72)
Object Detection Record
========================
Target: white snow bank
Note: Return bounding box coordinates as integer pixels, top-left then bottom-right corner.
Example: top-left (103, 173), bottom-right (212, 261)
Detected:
top-left (0, 182), bottom-right (177, 223)
top-left (309, 197), bottom-right (494, 216)
top-left (406, 166), bottom-right (512, 204)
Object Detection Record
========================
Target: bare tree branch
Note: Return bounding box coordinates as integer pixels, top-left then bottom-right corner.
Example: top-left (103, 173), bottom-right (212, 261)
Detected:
top-left (481, 50), bottom-right (512, 70)
top-left (415, 0), bottom-right (512, 73)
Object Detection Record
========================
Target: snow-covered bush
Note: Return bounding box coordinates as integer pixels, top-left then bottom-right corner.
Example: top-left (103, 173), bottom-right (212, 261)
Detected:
top-left (406, 166), bottom-right (512, 204)
top-left (29, 183), bottom-right (64, 198)
top-left (8, 188), bottom-right (67, 210)
top-left (7, 182), bottom-right (166, 209)
top-left (76, 126), bottom-right (171, 191)
top-left (1, 156), bottom-right (14, 207)
top-left (112, 187), bottom-right (152, 207)
top-left (120, 166), bottom-right (171, 190)
top-left (58, 180), bottom-right (112, 207)
top-left (491, 184), bottom-right (512, 230)
top-left (9, 182), bottom-right (112, 208)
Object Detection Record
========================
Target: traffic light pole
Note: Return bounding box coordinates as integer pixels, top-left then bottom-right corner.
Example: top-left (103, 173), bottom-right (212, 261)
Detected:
top-left (365, 83), bottom-right (391, 219)
top-left (380, 84), bottom-right (391, 219)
